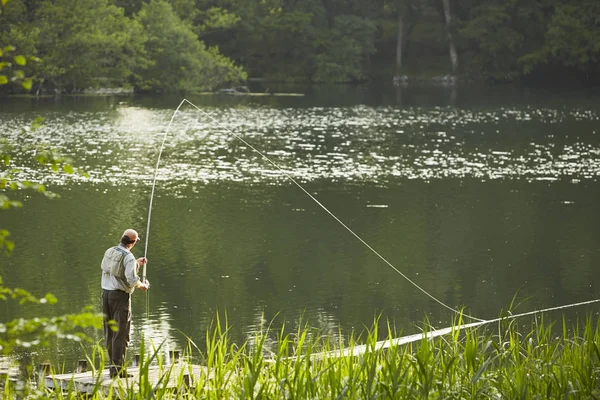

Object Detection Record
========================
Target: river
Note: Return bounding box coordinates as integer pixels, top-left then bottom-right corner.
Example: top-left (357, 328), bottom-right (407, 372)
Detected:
top-left (1, 83), bottom-right (599, 367)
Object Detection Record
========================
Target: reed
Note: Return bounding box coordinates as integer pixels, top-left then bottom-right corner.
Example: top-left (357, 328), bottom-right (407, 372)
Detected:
top-left (2, 313), bottom-right (600, 399)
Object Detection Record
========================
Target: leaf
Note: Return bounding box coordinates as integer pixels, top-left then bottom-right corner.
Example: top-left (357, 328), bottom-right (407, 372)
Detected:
top-left (31, 116), bottom-right (44, 130)
top-left (44, 293), bottom-right (58, 304)
top-left (22, 79), bottom-right (32, 91)
top-left (0, 75), bottom-right (7, 85)
top-left (14, 55), bottom-right (26, 66)
top-left (63, 164), bottom-right (74, 174)
top-left (5, 240), bottom-right (14, 255)
top-left (2, 45), bottom-right (15, 52)
top-left (1, 0), bottom-right (8, 6)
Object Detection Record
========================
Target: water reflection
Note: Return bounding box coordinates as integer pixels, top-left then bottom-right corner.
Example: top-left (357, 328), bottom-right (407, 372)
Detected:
top-left (4, 104), bottom-right (599, 189)
top-left (131, 305), bottom-right (179, 362)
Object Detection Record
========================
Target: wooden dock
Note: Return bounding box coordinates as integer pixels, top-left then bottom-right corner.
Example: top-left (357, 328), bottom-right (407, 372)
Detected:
top-left (44, 362), bottom-right (205, 395)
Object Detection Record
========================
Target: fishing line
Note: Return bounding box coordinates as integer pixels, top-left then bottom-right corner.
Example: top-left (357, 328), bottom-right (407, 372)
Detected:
top-left (143, 98), bottom-right (600, 340)
top-left (156, 98), bottom-right (484, 322)
top-left (313, 297), bottom-right (600, 359)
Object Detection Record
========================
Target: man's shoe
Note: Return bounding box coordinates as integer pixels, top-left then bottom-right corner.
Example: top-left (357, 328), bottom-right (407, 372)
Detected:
top-left (109, 367), bottom-right (133, 379)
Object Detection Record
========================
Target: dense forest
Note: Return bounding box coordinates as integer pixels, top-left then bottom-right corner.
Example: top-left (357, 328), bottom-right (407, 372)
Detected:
top-left (0, 0), bottom-right (598, 94)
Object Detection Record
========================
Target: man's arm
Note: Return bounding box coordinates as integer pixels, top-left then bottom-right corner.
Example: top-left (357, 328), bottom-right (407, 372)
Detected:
top-left (124, 255), bottom-right (143, 288)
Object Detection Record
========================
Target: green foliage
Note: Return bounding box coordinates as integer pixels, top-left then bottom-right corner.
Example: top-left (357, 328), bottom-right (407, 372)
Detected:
top-left (0, 45), bottom-right (36, 90)
top-left (0, 0), bottom-right (42, 92)
top-left (252, 7), bottom-right (317, 81)
top-left (133, 0), bottom-right (245, 92)
top-left (34, 0), bottom-right (147, 92)
top-left (313, 15), bottom-right (378, 82)
top-left (196, 7), bottom-right (241, 35)
top-left (2, 0), bottom-right (600, 89)
top-left (520, 1), bottom-right (600, 75)
top-left (0, 278), bottom-right (102, 355)
top-left (458, 0), bottom-right (600, 82)
top-left (459, 3), bottom-right (525, 81)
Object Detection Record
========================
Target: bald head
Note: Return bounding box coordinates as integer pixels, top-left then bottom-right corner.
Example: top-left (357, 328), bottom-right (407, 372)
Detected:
top-left (120, 229), bottom-right (140, 246)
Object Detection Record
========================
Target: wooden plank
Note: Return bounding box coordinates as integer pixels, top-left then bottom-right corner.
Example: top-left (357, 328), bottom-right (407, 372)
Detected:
top-left (44, 363), bottom-right (205, 395)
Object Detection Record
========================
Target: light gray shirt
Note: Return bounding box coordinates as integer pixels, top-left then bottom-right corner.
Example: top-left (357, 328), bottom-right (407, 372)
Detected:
top-left (100, 244), bottom-right (141, 294)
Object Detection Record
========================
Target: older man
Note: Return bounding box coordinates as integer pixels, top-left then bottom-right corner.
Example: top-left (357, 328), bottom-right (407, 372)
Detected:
top-left (101, 228), bottom-right (150, 378)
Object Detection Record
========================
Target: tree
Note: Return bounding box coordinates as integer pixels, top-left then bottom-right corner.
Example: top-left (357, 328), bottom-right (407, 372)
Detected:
top-left (0, 0), bottom-right (40, 93)
top-left (313, 14), bottom-right (378, 82)
top-left (459, 1), bottom-right (526, 81)
top-left (133, 0), bottom-right (245, 92)
top-left (34, 0), bottom-right (147, 92)
top-left (519, 0), bottom-right (600, 77)
top-left (385, 0), bottom-right (424, 76)
top-left (441, 0), bottom-right (458, 74)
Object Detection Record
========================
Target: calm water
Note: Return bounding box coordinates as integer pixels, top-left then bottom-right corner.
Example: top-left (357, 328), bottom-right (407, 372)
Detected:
top-left (1, 84), bottom-right (600, 366)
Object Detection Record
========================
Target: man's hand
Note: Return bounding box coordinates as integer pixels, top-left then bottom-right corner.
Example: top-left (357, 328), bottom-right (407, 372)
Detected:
top-left (138, 279), bottom-right (150, 291)
top-left (136, 258), bottom-right (147, 274)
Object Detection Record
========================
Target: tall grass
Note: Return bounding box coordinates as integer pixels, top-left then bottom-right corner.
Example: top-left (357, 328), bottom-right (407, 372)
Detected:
top-left (2, 314), bottom-right (600, 399)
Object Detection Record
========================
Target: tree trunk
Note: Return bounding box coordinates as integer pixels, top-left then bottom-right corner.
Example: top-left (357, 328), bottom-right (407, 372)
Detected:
top-left (442, 0), bottom-right (458, 74)
top-left (396, 10), bottom-right (404, 76)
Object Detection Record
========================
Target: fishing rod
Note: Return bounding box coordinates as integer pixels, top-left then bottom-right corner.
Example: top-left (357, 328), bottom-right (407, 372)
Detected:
top-left (143, 99), bottom-right (188, 282)
top-left (141, 99), bottom-right (189, 317)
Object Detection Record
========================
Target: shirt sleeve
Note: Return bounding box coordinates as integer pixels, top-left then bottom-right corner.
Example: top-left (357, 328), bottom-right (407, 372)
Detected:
top-left (123, 254), bottom-right (141, 288)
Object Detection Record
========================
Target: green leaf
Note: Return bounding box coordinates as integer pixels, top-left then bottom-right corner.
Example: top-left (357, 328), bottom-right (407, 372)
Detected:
top-left (63, 164), bottom-right (74, 174)
top-left (1, 0), bottom-right (8, 6)
top-left (43, 293), bottom-right (58, 304)
top-left (14, 55), bottom-right (26, 66)
top-left (0, 49), bottom-right (3, 57)
top-left (5, 240), bottom-right (14, 255)
top-left (22, 79), bottom-right (32, 91)
top-left (31, 116), bottom-right (44, 130)
top-left (2, 45), bottom-right (15, 52)
top-left (0, 75), bottom-right (7, 85)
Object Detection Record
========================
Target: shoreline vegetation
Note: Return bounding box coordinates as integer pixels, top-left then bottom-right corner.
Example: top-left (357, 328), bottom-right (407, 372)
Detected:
top-left (2, 0), bottom-right (599, 96)
top-left (1, 314), bottom-right (600, 399)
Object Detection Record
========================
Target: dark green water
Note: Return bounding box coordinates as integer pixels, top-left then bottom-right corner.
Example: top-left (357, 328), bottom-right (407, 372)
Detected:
top-left (1, 84), bottom-right (600, 367)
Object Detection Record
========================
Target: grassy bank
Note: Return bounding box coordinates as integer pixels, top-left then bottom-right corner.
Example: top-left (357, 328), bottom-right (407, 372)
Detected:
top-left (2, 314), bottom-right (600, 399)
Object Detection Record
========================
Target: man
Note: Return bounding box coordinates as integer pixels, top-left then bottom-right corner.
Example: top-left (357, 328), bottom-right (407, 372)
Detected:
top-left (101, 228), bottom-right (150, 378)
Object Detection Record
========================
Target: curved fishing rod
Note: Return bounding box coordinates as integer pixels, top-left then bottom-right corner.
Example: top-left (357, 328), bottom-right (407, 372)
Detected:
top-left (178, 98), bottom-right (486, 323)
top-left (143, 98), bottom-right (188, 281)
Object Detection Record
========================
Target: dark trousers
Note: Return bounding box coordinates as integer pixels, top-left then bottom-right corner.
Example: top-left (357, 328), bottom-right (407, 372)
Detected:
top-left (102, 289), bottom-right (131, 372)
